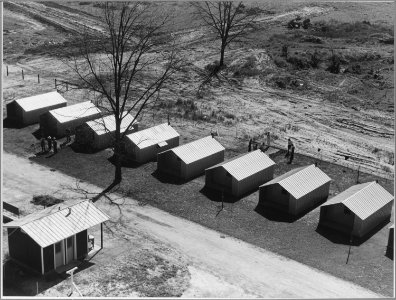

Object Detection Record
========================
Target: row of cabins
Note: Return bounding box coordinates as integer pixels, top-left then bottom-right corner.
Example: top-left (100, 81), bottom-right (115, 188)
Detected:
top-left (5, 92), bottom-right (394, 275)
top-left (6, 91), bottom-right (139, 151)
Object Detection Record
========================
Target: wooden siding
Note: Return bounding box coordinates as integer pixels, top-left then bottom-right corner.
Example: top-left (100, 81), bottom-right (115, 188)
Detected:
top-left (7, 228), bottom-right (42, 273)
top-left (43, 244), bottom-right (54, 273)
top-left (291, 181), bottom-right (330, 215)
top-left (76, 230), bottom-right (88, 259)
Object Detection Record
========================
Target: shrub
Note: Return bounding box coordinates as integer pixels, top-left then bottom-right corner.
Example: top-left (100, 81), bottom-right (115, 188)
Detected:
top-left (31, 195), bottom-right (64, 207)
top-left (287, 55), bottom-right (311, 69)
top-left (273, 56), bottom-right (288, 68)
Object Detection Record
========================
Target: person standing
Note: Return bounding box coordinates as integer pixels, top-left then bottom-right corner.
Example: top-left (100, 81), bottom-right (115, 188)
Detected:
top-left (65, 129), bottom-right (71, 143)
top-left (248, 138), bottom-right (252, 152)
top-left (266, 132), bottom-right (271, 148)
top-left (52, 137), bottom-right (58, 154)
top-left (288, 143), bottom-right (295, 164)
top-left (285, 138), bottom-right (293, 157)
top-left (253, 142), bottom-right (258, 151)
top-left (47, 136), bottom-right (52, 152)
top-left (40, 137), bottom-right (46, 153)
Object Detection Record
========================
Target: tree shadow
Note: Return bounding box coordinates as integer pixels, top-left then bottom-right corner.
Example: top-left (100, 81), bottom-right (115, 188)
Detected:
top-left (199, 186), bottom-right (239, 204)
top-left (315, 219), bottom-right (391, 246)
top-left (151, 169), bottom-right (185, 185)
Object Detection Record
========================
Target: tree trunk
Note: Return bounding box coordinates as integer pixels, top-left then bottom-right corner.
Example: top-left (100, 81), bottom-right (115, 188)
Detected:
top-left (219, 40), bottom-right (226, 67)
top-left (113, 118), bottom-right (122, 185)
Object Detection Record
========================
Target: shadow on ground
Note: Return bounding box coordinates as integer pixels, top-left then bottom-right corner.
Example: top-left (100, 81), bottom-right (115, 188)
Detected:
top-left (199, 186), bottom-right (239, 204)
top-left (315, 220), bottom-right (391, 246)
top-left (2, 259), bottom-right (94, 296)
top-left (151, 169), bottom-right (186, 185)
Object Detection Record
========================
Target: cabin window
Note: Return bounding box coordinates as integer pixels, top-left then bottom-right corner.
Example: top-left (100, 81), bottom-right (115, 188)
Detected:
top-left (55, 242), bottom-right (62, 253)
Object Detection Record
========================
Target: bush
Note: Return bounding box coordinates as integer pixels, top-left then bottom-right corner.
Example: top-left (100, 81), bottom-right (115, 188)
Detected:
top-left (286, 55), bottom-right (311, 69)
top-left (312, 20), bottom-right (394, 40)
top-left (31, 195), bottom-right (64, 207)
top-left (273, 56), bottom-right (288, 68)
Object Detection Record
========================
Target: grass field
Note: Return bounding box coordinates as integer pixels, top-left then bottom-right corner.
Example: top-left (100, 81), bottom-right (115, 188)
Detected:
top-left (3, 115), bottom-right (393, 296)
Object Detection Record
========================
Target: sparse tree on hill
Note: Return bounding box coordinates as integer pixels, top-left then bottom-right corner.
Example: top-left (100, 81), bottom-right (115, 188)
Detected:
top-left (191, 1), bottom-right (258, 73)
top-left (66, 2), bottom-right (180, 190)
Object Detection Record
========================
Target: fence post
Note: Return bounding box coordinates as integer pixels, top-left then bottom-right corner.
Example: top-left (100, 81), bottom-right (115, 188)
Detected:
top-left (55, 78), bottom-right (57, 88)
top-left (38, 74), bottom-right (40, 83)
top-left (6, 65), bottom-right (8, 76)
top-left (22, 69), bottom-right (24, 80)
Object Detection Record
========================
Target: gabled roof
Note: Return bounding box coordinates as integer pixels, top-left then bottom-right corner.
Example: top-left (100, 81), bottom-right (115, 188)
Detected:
top-left (322, 181), bottom-right (394, 220)
top-left (15, 91), bottom-right (67, 112)
top-left (126, 123), bottom-right (179, 149)
top-left (170, 136), bottom-right (225, 164)
top-left (49, 101), bottom-right (101, 124)
top-left (86, 113), bottom-right (137, 136)
top-left (206, 150), bottom-right (275, 181)
top-left (4, 200), bottom-right (109, 248)
top-left (261, 164), bottom-right (331, 199)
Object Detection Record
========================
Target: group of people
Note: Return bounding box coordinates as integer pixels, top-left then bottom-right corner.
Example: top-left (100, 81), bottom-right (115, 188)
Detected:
top-left (40, 136), bottom-right (58, 154)
top-left (248, 134), bottom-right (296, 164)
top-left (39, 129), bottom-right (72, 155)
top-left (248, 132), bottom-right (271, 153)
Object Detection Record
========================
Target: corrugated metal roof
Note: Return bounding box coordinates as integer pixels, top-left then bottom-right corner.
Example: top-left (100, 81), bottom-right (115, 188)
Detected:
top-left (86, 113), bottom-right (137, 136)
top-left (49, 101), bottom-right (101, 124)
top-left (261, 164), bottom-right (331, 199)
top-left (4, 200), bottom-right (109, 248)
top-left (207, 150), bottom-right (275, 181)
top-left (126, 123), bottom-right (179, 149)
top-left (15, 91), bottom-right (67, 112)
top-left (322, 182), bottom-right (394, 220)
top-left (171, 136), bottom-right (225, 164)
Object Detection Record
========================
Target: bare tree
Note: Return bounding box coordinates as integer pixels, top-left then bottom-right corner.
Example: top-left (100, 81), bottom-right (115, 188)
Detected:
top-left (65, 2), bottom-right (180, 189)
top-left (192, 1), bottom-right (257, 72)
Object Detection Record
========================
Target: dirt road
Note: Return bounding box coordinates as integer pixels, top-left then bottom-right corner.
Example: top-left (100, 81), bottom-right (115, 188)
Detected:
top-left (2, 152), bottom-right (382, 298)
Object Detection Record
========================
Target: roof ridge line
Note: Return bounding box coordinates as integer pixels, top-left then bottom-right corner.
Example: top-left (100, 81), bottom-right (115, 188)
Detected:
top-left (342, 181), bottom-right (376, 204)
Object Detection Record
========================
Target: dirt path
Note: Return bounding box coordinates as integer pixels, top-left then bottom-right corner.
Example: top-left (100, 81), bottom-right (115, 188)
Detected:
top-left (2, 152), bottom-right (382, 298)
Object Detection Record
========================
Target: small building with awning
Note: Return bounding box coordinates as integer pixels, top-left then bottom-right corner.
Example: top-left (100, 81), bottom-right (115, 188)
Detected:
top-left (4, 200), bottom-right (109, 275)
top-left (319, 181), bottom-right (393, 238)
top-left (124, 123), bottom-right (180, 163)
top-left (39, 101), bottom-right (101, 137)
top-left (74, 113), bottom-right (138, 151)
top-left (259, 164), bottom-right (331, 216)
top-left (157, 136), bottom-right (225, 181)
top-left (205, 150), bottom-right (275, 197)
top-left (6, 91), bottom-right (67, 126)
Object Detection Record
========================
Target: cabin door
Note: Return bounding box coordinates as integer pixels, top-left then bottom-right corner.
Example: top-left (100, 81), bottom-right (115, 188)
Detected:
top-left (65, 236), bottom-right (74, 264)
top-left (54, 241), bottom-right (64, 268)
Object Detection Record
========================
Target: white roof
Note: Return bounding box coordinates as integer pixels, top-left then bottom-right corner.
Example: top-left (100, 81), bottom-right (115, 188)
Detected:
top-left (15, 91), bottom-right (67, 112)
top-left (86, 113), bottom-right (137, 136)
top-left (261, 164), bottom-right (331, 199)
top-left (49, 101), bottom-right (101, 124)
top-left (207, 150), bottom-right (275, 181)
top-left (4, 200), bottom-right (109, 248)
top-left (126, 123), bottom-right (179, 149)
top-left (322, 181), bottom-right (394, 220)
top-left (170, 136), bottom-right (225, 164)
